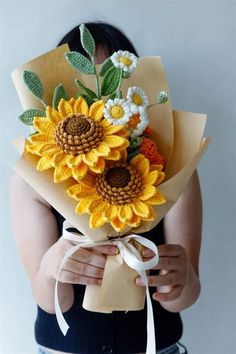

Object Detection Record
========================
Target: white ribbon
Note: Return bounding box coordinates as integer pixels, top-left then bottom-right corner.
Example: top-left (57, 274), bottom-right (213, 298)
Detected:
top-left (55, 220), bottom-right (159, 354)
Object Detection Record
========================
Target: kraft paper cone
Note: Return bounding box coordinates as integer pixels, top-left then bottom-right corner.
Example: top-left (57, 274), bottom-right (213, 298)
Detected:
top-left (12, 45), bottom-right (210, 313)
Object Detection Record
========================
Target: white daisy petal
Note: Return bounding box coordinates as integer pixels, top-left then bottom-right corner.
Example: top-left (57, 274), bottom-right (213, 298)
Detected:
top-left (127, 86), bottom-right (149, 109)
top-left (111, 51), bottom-right (138, 73)
top-left (104, 98), bottom-right (132, 126)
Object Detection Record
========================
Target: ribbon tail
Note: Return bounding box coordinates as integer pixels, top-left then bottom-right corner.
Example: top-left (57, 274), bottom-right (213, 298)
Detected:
top-left (140, 271), bottom-right (156, 354)
top-left (54, 244), bottom-right (81, 336)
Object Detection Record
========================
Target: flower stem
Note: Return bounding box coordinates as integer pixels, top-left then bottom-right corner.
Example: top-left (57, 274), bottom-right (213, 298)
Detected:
top-left (39, 99), bottom-right (47, 109)
top-left (116, 70), bottom-right (122, 99)
top-left (92, 57), bottom-right (101, 99)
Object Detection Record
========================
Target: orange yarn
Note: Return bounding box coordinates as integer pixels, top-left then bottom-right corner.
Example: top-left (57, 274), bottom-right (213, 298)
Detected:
top-left (128, 114), bottom-right (140, 129)
top-left (143, 126), bottom-right (153, 136)
top-left (140, 137), bottom-right (165, 166)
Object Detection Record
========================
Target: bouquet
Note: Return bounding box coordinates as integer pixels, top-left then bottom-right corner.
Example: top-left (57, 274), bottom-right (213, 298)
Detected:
top-left (12, 25), bottom-right (210, 353)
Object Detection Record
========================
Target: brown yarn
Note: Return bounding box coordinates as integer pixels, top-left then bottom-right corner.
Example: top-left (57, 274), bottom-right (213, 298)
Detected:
top-left (54, 115), bottom-right (103, 155)
top-left (96, 162), bottom-right (143, 205)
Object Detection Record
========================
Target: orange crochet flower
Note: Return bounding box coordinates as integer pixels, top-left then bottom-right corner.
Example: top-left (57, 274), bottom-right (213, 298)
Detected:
top-left (140, 137), bottom-right (165, 166)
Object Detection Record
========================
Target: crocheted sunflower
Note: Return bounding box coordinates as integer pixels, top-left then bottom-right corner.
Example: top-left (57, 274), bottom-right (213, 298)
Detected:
top-left (26, 97), bottom-right (129, 183)
top-left (67, 154), bottom-right (166, 232)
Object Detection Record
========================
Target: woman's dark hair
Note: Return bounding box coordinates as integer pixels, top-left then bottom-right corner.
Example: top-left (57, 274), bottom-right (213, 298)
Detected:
top-left (58, 22), bottom-right (138, 57)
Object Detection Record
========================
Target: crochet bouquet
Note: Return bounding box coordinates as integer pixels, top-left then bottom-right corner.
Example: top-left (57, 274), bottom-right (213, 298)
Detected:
top-left (12, 25), bottom-right (210, 317)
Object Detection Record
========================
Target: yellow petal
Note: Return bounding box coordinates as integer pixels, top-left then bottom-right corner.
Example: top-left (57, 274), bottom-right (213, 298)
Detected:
top-left (74, 96), bottom-right (89, 116)
top-left (150, 164), bottom-right (164, 172)
top-left (67, 155), bottom-right (82, 167)
top-left (143, 170), bottom-right (158, 186)
top-left (146, 190), bottom-right (166, 205)
top-left (118, 205), bottom-right (133, 223)
top-left (104, 124), bottom-right (125, 135)
top-left (136, 157), bottom-right (150, 178)
top-left (69, 97), bottom-right (76, 111)
top-left (89, 199), bottom-right (109, 214)
top-left (37, 155), bottom-right (53, 170)
top-left (89, 212), bottom-right (106, 228)
top-left (103, 205), bottom-right (118, 221)
top-left (103, 135), bottom-right (126, 148)
top-left (46, 106), bottom-right (61, 125)
top-left (89, 157), bottom-right (105, 173)
top-left (75, 198), bottom-right (94, 214)
top-left (58, 99), bottom-right (73, 119)
top-left (67, 183), bottom-right (94, 199)
top-left (29, 133), bottom-right (53, 144)
top-left (54, 165), bottom-right (72, 183)
top-left (72, 163), bottom-right (88, 181)
top-left (34, 118), bottom-right (55, 136)
top-left (52, 151), bottom-right (72, 167)
top-left (79, 173), bottom-right (96, 188)
top-left (89, 100), bottom-right (105, 122)
top-left (106, 149), bottom-right (121, 161)
top-left (82, 150), bottom-right (99, 167)
top-left (139, 186), bottom-right (157, 201)
top-left (96, 143), bottom-right (111, 157)
top-left (126, 214), bottom-right (141, 228)
top-left (142, 205), bottom-right (156, 221)
top-left (130, 154), bottom-right (144, 166)
top-left (26, 142), bottom-right (43, 155)
top-left (110, 217), bottom-right (126, 232)
top-left (38, 143), bottom-right (61, 156)
top-left (155, 172), bottom-right (165, 186)
top-left (99, 119), bottom-right (111, 128)
top-left (131, 200), bottom-right (151, 218)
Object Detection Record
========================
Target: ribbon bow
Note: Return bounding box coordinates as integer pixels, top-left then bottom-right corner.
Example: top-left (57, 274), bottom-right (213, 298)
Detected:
top-left (55, 220), bottom-right (159, 354)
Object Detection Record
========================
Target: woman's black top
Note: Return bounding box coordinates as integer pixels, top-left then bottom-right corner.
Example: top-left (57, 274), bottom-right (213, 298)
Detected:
top-left (35, 209), bottom-right (183, 354)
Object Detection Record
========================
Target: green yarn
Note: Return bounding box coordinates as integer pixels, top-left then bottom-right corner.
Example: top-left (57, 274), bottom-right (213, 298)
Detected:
top-left (52, 84), bottom-right (68, 109)
top-left (99, 57), bottom-right (114, 77)
top-left (79, 24), bottom-right (95, 58)
top-left (101, 67), bottom-right (122, 96)
top-left (75, 79), bottom-right (97, 100)
top-left (19, 108), bottom-right (46, 126)
top-left (65, 52), bottom-right (95, 75)
top-left (23, 70), bottom-right (44, 100)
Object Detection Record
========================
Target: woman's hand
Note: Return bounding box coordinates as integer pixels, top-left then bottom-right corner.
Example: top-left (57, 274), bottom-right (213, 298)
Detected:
top-left (40, 237), bottom-right (118, 286)
top-left (136, 244), bottom-right (191, 302)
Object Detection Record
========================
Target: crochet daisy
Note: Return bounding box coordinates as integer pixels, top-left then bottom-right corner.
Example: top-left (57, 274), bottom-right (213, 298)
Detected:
top-left (104, 98), bottom-right (132, 126)
top-left (111, 50), bottom-right (138, 73)
top-left (127, 86), bottom-right (149, 110)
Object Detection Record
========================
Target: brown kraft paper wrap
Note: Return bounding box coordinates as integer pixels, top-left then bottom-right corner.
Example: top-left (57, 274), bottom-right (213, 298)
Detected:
top-left (12, 45), bottom-right (210, 313)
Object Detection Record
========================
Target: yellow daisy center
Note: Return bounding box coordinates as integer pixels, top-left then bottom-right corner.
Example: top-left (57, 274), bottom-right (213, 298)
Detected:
top-left (119, 56), bottom-right (132, 66)
top-left (132, 94), bottom-right (143, 106)
top-left (110, 105), bottom-right (125, 119)
top-left (96, 162), bottom-right (143, 205)
top-left (54, 114), bottom-right (103, 155)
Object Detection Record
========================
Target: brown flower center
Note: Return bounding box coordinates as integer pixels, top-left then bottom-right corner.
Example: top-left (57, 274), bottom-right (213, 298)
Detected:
top-left (96, 162), bottom-right (143, 205)
top-left (54, 114), bottom-right (103, 155)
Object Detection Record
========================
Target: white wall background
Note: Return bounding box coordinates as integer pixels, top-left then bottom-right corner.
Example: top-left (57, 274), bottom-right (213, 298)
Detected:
top-left (0, 1), bottom-right (235, 353)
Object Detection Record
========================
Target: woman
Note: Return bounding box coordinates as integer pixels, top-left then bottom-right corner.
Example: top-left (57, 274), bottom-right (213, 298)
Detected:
top-left (10, 22), bottom-right (201, 354)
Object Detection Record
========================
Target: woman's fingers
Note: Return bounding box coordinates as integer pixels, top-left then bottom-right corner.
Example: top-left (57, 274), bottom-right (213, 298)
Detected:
top-left (92, 245), bottom-right (118, 255)
top-left (136, 271), bottom-right (183, 287)
top-left (59, 270), bottom-right (102, 285)
top-left (153, 285), bottom-right (183, 302)
top-left (70, 248), bottom-right (107, 268)
top-left (64, 258), bottom-right (104, 278)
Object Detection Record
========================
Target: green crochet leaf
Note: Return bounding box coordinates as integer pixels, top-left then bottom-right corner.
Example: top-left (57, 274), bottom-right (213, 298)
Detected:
top-left (109, 90), bottom-right (122, 100)
top-left (75, 79), bottom-right (97, 99)
top-left (81, 94), bottom-right (94, 106)
top-left (79, 24), bottom-right (95, 57)
top-left (99, 57), bottom-right (114, 77)
top-left (23, 71), bottom-right (44, 99)
top-left (19, 108), bottom-right (46, 126)
top-left (65, 52), bottom-right (95, 75)
top-left (101, 67), bottom-right (122, 96)
top-left (52, 84), bottom-right (68, 109)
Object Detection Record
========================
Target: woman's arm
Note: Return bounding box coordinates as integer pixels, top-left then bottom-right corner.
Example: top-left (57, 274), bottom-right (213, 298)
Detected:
top-left (137, 171), bottom-right (202, 312)
top-left (10, 173), bottom-right (118, 313)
